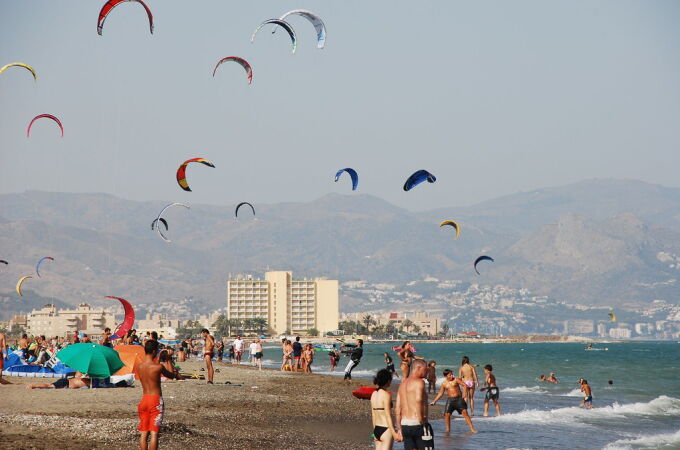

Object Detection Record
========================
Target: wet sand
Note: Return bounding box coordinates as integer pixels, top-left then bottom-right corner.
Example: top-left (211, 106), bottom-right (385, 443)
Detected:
top-left (0, 361), bottom-right (384, 449)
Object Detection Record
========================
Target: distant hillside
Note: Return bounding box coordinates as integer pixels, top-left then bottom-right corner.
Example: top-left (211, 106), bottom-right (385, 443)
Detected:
top-left (2, 179), bottom-right (680, 313)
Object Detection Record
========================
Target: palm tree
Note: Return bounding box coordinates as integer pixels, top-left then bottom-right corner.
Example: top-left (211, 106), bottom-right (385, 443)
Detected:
top-left (362, 314), bottom-right (375, 333)
top-left (441, 323), bottom-right (450, 337)
top-left (401, 319), bottom-right (414, 334)
top-left (252, 317), bottom-right (268, 335)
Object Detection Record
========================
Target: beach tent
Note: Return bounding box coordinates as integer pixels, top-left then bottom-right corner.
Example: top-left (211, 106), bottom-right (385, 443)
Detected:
top-left (114, 344), bottom-right (145, 377)
top-left (2, 350), bottom-right (75, 378)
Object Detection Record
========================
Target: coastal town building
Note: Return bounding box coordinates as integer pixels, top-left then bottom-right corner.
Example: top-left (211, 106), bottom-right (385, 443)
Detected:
top-left (227, 271), bottom-right (339, 336)
top-left (563, 320), bottom-right (594, 335)
top-left (136, 313), bottom-right (184, 337)
top-left (597, 322), bottom-right (607, 337)
top-left (609, 327), bottom-right (632, 339)
top-left (26, 303), bottom-right (117, 337)
top-left (8, 314), bottom-right (27, 331)
top-left (372, 311), bottom-right (442, 336)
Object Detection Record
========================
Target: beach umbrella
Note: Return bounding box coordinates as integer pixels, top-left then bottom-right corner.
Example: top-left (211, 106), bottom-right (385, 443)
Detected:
top-left (56, 343), bottom-right (124, 378)
top-left (114, 344), bottom-right (145, 377)
top-left (158, 339), bottom-right (181, 345)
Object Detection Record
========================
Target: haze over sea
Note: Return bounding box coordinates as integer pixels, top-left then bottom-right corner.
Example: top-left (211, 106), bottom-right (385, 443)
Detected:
top-left (263, 341), bottom-right (679, 449)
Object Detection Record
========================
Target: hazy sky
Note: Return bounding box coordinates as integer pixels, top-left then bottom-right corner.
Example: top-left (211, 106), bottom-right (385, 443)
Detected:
top-left (1, 0), bottom-right (679, 210)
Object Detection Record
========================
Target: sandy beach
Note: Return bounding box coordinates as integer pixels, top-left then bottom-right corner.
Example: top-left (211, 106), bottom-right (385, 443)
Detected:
top-left (0, 360), bottom-right (423, 450)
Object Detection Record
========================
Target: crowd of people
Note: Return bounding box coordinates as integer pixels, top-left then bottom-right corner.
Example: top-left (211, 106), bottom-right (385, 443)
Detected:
top-left (370, 342), bottom-right (503, 450)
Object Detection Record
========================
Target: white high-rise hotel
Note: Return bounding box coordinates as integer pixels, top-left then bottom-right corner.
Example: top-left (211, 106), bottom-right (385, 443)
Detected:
top-left (227, 271), bottom-right (339, 335)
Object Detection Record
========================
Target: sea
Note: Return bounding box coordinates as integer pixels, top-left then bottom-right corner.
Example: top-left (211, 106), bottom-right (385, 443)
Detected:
top-left (262, 341), bottom-right (680, 449)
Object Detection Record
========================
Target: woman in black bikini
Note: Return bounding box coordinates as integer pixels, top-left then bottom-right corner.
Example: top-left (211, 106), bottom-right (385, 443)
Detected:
top-left (370, 369), bottom-right (401, 449)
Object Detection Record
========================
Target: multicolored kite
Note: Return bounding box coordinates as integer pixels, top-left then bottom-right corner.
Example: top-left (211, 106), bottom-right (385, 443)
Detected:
top-left (176, 158), bottom-right (215, 192)
top-left (97, 0), bottom-right (154, 35)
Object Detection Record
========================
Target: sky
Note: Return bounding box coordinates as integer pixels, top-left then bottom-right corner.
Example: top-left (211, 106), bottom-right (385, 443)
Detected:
top-left (1, 0), bottom-right (679, 211)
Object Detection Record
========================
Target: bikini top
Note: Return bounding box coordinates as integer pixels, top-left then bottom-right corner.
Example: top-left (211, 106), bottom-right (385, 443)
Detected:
top-left (372, 389), bottom-right (392, 410)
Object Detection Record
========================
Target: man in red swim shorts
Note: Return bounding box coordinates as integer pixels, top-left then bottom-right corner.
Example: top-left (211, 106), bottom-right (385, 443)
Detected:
top-left (137, 340), bottom-right (173, 450)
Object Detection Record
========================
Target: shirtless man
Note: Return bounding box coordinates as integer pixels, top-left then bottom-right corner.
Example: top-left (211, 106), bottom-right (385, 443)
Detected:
top-left (201, 329), bottom-right (215, 384)
top-left (137, 340), bottom-right (173, 450)
top-left (395, 359), bottom-right (435, 450)
top-left (430, 369), bottom-right (477, 433)
top-left (458, 356), bottom-right (479, 416)
top-left (481, 364), bottom-right (501, 416)
top-left (0, 332), bottom-right (10, 385)
top-left (548, 372), bottom-right (559, 384)
top-left (102, 328), bottom-right (112, 348)
top-left (26, 371), bottom-right (90, 389)
top-left (580, 379), bottom-right (593, 409)
top-left (18, 333), bottom-right (29, 358)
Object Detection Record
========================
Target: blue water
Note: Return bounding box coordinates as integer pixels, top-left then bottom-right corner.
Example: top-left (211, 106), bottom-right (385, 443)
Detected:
top-left (264, 341), bottom-right (680, 449)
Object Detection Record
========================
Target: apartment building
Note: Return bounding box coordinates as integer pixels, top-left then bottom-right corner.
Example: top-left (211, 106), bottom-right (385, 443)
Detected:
top-left (227, 271), bottom-right (338, 335)
top-left (26, 303), bottom-right (117, 337)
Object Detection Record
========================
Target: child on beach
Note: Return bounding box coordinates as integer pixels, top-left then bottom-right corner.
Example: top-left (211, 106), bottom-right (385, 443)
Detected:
top-left (481, 364), bottom-right (501, 416)
top-left (426, 360), bottom-right (437, 393)
top-left (580, 379), bottom-right (593, 409)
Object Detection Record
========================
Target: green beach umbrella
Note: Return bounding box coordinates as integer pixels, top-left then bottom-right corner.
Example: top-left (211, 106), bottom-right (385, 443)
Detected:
top-left (56, 343), bottom-right (125, 378)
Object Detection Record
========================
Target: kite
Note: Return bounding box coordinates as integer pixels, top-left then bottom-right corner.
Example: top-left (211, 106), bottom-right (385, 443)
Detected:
top-left (107, 296), bottom-right (135, 340)
top-left (27, 114), bottom-right (63, 137)
top-left (334, 168), bottom-right (358, 191)
top-left (16, 276), bottom-right (32, 296)
top-left (213, 57), bottom-right (253, 84)
top-left (608, 312), bottom-right (617, 323)
top-left (36, 256), bottom-right (54, 278)
top-left (176, 158), bottom-right (215, 192)
top-left (0, 62), bottom-right (37, 81)
top-left (474, 255), bottom-right (494, 275)
top-left (150, 218), bottom-right (168, 231)
top-left (439, 220), bottom-right (460, 239)
top-left (277, 10), bottom-right (326, 49)
top-left (97, 0), bottom-right (154, 35)
top-left (251, 19), bottom-right (297, 54)
top-left (0, 260), bottom-right (7, 265)
top-left (403, 170), bottom-right (436, 191)
top-left (235, 202), bottom-right (256, 218)
top-left (155, 202), bottom-right (190, 242)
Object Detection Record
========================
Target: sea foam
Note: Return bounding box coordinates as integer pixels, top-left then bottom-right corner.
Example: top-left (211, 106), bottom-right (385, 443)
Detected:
top-left (603, 429), bottom-right (680, 449)
top-left (492, 396), bottom-right (680, 425)
top-left (503, 385), bottom-right (548, 394)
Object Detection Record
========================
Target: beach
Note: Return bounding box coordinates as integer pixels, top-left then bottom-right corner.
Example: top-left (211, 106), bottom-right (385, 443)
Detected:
top-left (0, 360), bottom-right (397, 450)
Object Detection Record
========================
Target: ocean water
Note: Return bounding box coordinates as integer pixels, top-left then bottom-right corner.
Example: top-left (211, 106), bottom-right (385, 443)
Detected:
top-left (262, 341), bottom-right (680, 449)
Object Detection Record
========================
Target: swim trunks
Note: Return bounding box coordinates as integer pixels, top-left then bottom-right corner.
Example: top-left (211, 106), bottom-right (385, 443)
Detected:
top-left (401, 422), bottom-right (434, 450)
top-left (254, 352), bottom-right (263, 359)
top-left (204, 352), bottom-right (213, 358)
top-left (465, 380), bottom-right (475, 388)
top-left (584, 395), bottom-right (592, 403)
top-left (373, 425), bottom-right (388, 441)
top-left (138, 394), bottom-right (164, 433)
top-left (52, 378), bottom-right (69, 389)
top-left (445, 397), bottom-right (467, 415)
top-left (485, 386), bottom-right (500, 401)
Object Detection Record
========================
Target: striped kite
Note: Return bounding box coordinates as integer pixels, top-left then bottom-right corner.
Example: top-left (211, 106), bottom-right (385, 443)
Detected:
top-left (97, 0), bottom-right (154, 35)
top-left (27, 114), bottom-right (63, 137)
top-left (176, 158), bottom-right (215, 192)
top-left (213, 57), bottom-right (253, 84)
top-left (277, 10), bottom-right (326, 49)
top-left (36, 256), bottom-right (54, 278)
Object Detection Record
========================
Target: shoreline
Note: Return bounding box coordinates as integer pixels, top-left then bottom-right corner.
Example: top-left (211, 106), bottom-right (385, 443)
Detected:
top-left (0, 361), bottom-right (386, 450)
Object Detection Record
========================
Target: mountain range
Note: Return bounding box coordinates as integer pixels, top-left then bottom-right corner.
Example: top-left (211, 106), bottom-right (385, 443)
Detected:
top-left (2, 179), bottom-right (680, 320)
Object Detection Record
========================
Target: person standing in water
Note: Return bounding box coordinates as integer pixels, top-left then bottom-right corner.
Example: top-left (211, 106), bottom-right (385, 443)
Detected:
top-left (581, 379), bottom-right (593, 409)
top-left (430, 369), bottom-right (477, 433)
top-left (459, 356), bottom-right (479, 416)
top-left (370, 369), bottom-right (401, 449)
top-left (481, 364), bottom-right (501, 416)
top-left (395, 359), bottom-right (435, 449)
top-left (343, 339), bottom-right (363, 381)
top-left (384, 352), bottom-right (399, 379)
